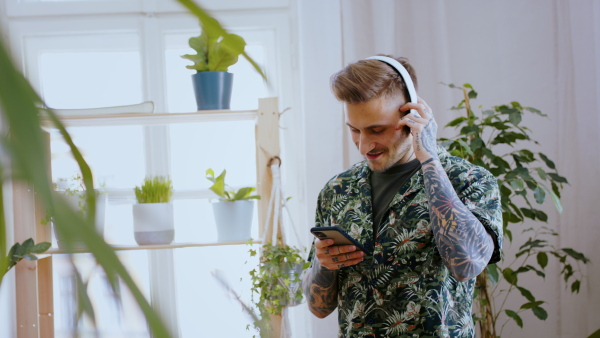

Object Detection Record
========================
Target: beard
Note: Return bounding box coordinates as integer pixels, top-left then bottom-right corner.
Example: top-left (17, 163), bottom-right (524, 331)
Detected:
top-left (365, 129), bottom-right (412, 173)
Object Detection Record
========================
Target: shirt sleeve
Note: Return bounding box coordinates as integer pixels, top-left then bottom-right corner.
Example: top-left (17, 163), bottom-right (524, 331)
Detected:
top-left (454, 166), bottom-right (504, 264)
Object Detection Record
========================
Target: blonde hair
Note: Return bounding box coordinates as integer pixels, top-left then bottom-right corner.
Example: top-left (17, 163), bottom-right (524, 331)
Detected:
top-left (330, 55), bottom-right (418, 104)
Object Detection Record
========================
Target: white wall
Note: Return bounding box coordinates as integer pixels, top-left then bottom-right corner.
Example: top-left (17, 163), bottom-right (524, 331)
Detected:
top-left (295, 0), bottom-right (344, 336)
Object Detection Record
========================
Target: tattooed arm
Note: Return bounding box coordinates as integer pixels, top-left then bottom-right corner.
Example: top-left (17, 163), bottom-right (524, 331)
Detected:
top-left (302, 255), bottom-right (339, 318)
top-left (421, 159), bottom-right (494, 280)
top-left (400, 98), bottom-right (494, 281)
top-left (302, 238), bottom-right (364, 317)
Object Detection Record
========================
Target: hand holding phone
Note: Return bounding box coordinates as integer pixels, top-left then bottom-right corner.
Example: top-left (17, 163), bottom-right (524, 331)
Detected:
top-left (310, 226), bottom-right (369, 270)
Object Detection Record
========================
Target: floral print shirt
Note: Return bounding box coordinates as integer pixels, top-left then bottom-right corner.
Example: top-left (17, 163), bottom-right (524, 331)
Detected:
top-left (310, 148), bottom-right (502, 337)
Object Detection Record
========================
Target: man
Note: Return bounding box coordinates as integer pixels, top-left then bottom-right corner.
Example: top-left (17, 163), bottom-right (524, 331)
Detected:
top-left (302, 56), bottom-right (502, 337)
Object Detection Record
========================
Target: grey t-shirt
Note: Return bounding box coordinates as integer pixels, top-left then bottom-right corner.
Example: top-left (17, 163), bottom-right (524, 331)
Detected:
top-left (370, 158), bottom-right (421, 235)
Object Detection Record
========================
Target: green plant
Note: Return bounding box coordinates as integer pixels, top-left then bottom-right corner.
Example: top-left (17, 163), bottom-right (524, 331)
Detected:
top-left (177, 0), bottom-right (266, 80)
top-left (181, 16), bottom-right (246, 73)
top-left (3, 238), bottom-right (51, 274)
top-left (206, 168), bottom-right (260, 201)
top-left (134, 176), bottom-right (173, 204)
top-left (440, 83), bottom-right (590, 337)
top-left (248, 241), bottom-right (309, 335)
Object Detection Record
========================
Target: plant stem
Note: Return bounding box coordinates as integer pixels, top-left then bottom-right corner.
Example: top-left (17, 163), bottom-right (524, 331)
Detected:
top-left (477, 270), bottom-right (497, 338)
top-left (463, 88), bottom-right (472, 120)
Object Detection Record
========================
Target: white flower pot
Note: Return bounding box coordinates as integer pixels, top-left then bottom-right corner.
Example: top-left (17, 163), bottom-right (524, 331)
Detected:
top-left (212, 200), bottom-right (254, 242)
top-left (54, 191), bottom-right (108, 249)
top-left (132, 203), bottom-right (174, 245)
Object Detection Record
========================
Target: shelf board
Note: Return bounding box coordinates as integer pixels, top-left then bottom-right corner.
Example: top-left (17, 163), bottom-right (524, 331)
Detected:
top-left (41, 109), bottom-right (258, 128)
top-left (45, 240), bottom-right (262, 255)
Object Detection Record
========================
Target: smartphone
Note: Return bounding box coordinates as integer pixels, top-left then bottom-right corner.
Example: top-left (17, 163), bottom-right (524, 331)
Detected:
top-left (310, 226), bottom-right (370, 254)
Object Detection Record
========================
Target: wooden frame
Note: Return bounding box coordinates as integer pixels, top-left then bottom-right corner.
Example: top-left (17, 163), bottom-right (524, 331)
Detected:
top-left (14, 97), bottom-right (280, 337)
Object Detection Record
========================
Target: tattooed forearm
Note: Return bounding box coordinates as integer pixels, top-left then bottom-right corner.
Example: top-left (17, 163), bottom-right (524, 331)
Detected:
top-left (302, 259), bottom-right (338, 318)
top-left (422, 120), bottom-right (438, 158)
top-left (422, 159), bottom-right (494, 281)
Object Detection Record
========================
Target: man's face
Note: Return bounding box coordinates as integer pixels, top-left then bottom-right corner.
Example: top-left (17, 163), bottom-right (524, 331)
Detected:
top-left (345, 96), bottom-right (413, 172)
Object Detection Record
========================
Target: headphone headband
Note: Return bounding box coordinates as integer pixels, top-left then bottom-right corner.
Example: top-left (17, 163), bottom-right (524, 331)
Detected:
top-left (365, 56), bottom-right (418, 105)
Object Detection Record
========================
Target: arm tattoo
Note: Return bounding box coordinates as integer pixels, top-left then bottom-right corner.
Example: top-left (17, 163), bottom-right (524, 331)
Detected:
top-left (422, 119), bottom-right (438, 159)
top-left (422, 159), bottom-right (494, 280)
top-left (302, 259), bottom-right (338, 318)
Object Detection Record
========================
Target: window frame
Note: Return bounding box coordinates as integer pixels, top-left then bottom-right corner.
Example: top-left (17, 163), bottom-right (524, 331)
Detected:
top-left (3, 1), bottom-right (309, 335)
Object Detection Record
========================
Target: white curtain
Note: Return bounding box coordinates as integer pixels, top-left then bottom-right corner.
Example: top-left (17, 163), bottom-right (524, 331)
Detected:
top-left (335, 1), bottom-right (600, 337)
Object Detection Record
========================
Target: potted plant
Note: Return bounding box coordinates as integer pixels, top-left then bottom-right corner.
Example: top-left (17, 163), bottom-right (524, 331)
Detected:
top-left (440, 83), bottom-right (590, 336)
top-left (132, 176), bottom-right (174, 245)
top-left (206, 168), bottom-right (259, 242)
top-left (181, 16), bottom-right (247, 111)
top-left (248, 241), bottom-right (309, 336)
top-left (47, 173), bottom-right (108, 249)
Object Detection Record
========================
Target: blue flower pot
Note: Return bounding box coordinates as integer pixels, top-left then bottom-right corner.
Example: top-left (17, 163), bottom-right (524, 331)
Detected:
top-left (191, 71), bottom-right (233, 111)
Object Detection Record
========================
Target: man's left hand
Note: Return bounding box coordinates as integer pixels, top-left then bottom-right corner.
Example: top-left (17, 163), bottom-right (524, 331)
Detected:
top-left (398, 97), bottom-right (439, 163)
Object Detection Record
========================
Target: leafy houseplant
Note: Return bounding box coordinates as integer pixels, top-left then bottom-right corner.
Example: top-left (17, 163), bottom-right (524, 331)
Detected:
top-left (206, 168), bottom-right (260, 202)
top-left (132, 176), bottom-right (174, 245)
top-left (248, 241), bottom-right (309, 336)
top-left (206, 168), bottom-right (259, 242)
top-left (181, 16), bottom-right (247, 110)
top-left (439, 83), bottom-right (590, 337)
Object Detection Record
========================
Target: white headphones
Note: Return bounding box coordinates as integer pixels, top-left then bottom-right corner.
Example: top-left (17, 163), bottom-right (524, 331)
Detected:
top-left (366, 55), bottom-right (418, 115)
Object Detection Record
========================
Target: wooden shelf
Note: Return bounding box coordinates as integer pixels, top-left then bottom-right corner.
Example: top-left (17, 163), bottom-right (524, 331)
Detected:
top-left (41, 109), bottom-right (258, 128)
top-left (44, 240), bottom-right (263, 255)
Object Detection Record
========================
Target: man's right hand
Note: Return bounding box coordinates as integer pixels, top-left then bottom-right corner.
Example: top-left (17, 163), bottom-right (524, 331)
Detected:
top-left (314, 238), bottom-right (365, 270)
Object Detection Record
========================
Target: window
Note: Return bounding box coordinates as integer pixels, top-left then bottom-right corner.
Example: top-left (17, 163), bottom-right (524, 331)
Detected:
top-left (5, 1), bottom-right (302, 336)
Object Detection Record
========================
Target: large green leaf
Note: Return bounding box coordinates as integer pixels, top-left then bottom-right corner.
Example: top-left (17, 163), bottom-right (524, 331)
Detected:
top-left (502, 267), bottom-right (518, 285)
top-left (587, 329), bottom-right (600, 338)
top-left (446, 116), bottom-right (467, 127)
top-left (538, 152), bottom-right (556, 169)
top-left (532, 306), bottom-right (548, 320)
top-left (486, 264), bottom-right (499, 285)
top-left (562, 248), bottom-right (590, 263)
top-left (571, 280), bottom-right (581, 293)
top-left (520, 301), bottom-right (544, 310)
top-left (505, 309), bottom-right (523, 328)
top-left (533, 186), bottom-right (546, 204)
top-left (509, 178), bottom-right (525, 191)
top-left (548, 173), bottom-right (568, 184)
top-left (517, 286), bottom-right (535, 302)
top-left (537, 252), bottom-right (548, 269)
top-left (539, 182), bottom-right (562, 213)
top-left (0, 23), bottom-right (170, 338)
top-left (508, 109), bottom-right (522, 125)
